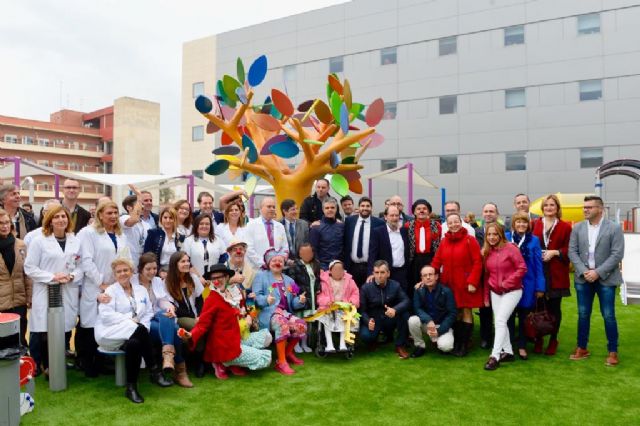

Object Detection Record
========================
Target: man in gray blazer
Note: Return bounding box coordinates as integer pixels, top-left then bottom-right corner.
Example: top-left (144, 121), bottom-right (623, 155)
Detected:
top-left (280, 199), bottom-right (310, 261)
top-left (568, 195), bottom-right (624, 366)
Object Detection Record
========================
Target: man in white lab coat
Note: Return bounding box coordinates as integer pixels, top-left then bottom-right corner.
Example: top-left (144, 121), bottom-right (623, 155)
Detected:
top-left (244, 197), bottom-right (289, 268)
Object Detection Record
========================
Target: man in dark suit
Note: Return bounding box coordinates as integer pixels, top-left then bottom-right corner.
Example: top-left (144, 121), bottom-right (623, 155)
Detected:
top-left (61, 179), bottom-right (91, 233)
top-left (280, 199), bottom-right (309, 261)
top-left (568, 195), bottom-right (624, 366)
top-left (344, 197), bottom-right (384, 287)
top-left (504, 193), bottom-right (540, 230)
top-left (300, 178), bottom-right (342, 224)
top-left (368, 205), bottom-right (410, 293)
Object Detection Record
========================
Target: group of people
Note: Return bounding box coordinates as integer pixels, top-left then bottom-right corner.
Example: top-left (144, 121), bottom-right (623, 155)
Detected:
top-left (0, 178), bottom-right (625, 403)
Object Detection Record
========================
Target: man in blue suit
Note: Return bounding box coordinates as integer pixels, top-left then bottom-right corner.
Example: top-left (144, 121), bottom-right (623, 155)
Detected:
top-left (368, 205), bottom-right (410, 294)
top-left (343, 197), bottom-right (385, 287)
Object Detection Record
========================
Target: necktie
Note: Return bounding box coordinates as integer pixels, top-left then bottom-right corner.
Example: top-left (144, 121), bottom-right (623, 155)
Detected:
top-left (356, 219), bottom-right (365, 258)
top-left (419, 225), bottom-right (426, 252)
top-left (202, 239), bottom-right (209, 263)
top-left (266, 221), bottom-right (274, 247)
top-left (289, 221), bottom-right (295, 244)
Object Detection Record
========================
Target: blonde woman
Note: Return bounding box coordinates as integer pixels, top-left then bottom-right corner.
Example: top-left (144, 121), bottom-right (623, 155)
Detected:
top-left (144, 206), bottom-right (183, 270)
top-left (77, 200), bottom-right (130, 378)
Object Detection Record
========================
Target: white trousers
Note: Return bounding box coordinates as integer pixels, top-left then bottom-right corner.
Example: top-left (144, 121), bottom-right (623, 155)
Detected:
top-left (408, 315), bottom-right (454, 352)
top-left (490, 289), bottom-right (522, 360)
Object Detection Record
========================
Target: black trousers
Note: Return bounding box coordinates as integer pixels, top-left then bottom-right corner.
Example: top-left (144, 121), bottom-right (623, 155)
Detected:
top-left (3, 305), bottom-right (28, 346)
top-left (479, 307), bottom-right (494, 343)
top-left (546, 297), bottom-right (563, 340)
top-left (359, 311), bottom-right (410, 347)
top-left (410, 253), bottom-right (434, 285)
top-left (29, 331), bottom-right (72, 370)
top-left (76, 326), bottom-right (100, 376)
top-left (123, 324), bottom-right (154, 384)
top-left (349, 262), bottom-right (369, 288)
top-left (391, 266), bottom-right (409, 297)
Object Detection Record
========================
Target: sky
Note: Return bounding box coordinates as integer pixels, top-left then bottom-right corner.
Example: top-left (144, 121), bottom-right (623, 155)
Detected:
top-left (0, 0), bottom-right (348, 174)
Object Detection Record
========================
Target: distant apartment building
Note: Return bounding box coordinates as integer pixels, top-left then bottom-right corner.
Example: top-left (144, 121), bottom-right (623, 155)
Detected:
top-left (0, 97), bottom-right (160, 206)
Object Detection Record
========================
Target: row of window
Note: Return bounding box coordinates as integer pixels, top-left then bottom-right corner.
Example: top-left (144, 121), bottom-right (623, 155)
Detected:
top-left (35, 159), bottom-right (98, 172)
top-left (191, 78), bottom-right (604, 141)
top-left (34, 182), bottom-right (100, 192)
top-left (380, 148), bottom-right (603, 174)
top-left (2, 135), bottom-right (101, 151)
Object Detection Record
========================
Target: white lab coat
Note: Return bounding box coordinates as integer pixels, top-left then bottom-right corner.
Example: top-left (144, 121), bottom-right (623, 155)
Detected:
top-left (119, 215), bottom-right (149, 268)
top-left (214, 223), bottom-right (248, 248)
top-left (78, 226), bottom-right (130, 328)
top-left (244, 217), bottom-right (289, 268)
top-left (24, 233), bottom-right (83, 332)
top-left (130, 274), bottom-right (171, 314)
top-left (23, 227), bottom-right (44, 248)
top-left (182, 235), bottom-right (226, 277)
top-left (94, 282), bottom-right (154, 351)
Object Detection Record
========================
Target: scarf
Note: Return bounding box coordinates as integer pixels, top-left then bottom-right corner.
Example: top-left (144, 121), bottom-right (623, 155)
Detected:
top-left (0, 234), bottom-right (16, 275)
top-left (511, 232), bottom-right (531, 262)
top-left (407, 219), bottom-right (441, 260)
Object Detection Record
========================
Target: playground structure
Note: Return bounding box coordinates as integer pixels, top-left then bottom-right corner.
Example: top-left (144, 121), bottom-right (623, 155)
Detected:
top-left (194, 54), bottom-right (386, 212)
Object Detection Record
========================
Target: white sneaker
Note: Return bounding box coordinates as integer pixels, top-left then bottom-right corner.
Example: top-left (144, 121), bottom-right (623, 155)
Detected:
top-left (301, 342), bottom-right (313, 353)
top-left (294, 342), bottom-right (303, 353)
top-left (324, 346), bottom-right (336, 353)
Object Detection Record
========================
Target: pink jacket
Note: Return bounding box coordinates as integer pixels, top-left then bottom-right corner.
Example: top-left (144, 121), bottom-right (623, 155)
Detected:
top-left (317, 270), bottom-right (360, 309)
top-left (483, 243), bottom-right (527, 305)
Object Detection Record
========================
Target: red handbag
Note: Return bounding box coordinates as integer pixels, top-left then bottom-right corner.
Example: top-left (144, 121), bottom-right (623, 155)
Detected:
top-left (524, 299), bottom-right (558, 339)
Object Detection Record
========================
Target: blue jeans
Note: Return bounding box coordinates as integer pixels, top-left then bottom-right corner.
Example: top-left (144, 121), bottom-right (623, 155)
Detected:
top-left (150, 312), bottom-right (184, 363)
top-left (575, 281), bottom-right (618, 352)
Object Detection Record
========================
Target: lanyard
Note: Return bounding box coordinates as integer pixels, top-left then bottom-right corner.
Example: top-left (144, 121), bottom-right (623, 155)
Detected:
top-left (128, 294), bottom-right (138, 320)
top-left (543, 218), bottom-right (557, 248)
top-left (510, 233), bottom-right (526, 249)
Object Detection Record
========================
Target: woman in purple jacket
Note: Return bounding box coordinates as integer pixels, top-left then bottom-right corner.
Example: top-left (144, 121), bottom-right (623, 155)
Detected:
top-left (482, 223), bottom-right (527, 371)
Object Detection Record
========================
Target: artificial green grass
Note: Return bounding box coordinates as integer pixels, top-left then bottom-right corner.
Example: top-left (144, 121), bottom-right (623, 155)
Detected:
top-left (22, 296), bottom-right (640, 425)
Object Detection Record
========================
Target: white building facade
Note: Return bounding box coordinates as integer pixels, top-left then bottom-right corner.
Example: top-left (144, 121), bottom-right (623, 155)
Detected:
top-left (181, 0), bottom-right (640, 215)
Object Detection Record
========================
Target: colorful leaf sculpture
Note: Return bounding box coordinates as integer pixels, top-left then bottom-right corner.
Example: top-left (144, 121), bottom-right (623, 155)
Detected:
top-left (248, 55), bottom-right (268, 87)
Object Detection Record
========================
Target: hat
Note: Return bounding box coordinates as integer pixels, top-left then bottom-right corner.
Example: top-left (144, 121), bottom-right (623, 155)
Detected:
top-left (226, 239), bottom-right (248, 252)
top-left (328, 259), bottom-right (344, 270)
top-left (205, 263), bottom-right (235, 279)
top-left (412, 198), bottom-right (432, 214)
top-left (263, 248), bottom-right (288, 267)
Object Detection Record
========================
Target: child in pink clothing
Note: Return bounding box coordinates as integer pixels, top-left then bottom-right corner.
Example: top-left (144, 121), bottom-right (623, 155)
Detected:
top-left (317, 260), bottom-right (360, 352)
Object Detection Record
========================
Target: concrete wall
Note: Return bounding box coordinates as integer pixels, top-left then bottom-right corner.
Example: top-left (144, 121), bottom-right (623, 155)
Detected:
top-left (113, 97), bottom-right (160, 175)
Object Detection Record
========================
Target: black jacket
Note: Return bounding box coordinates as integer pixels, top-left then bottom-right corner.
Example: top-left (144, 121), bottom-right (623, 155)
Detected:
top-left (299, 193), bottom-right (342, 223)
top-left (413, 283), bottom-right (457, 335)
top-left (285, 259), bottom-right (321, 311)
top-left (143, 228), bottom-right (185, 269)
top-left (368, 224), bottom-right (410, 275)
top-left (70, 204), bottom-right (91, 234)
top-left (343, 215), bottom-right (385, 271)
top-left (359, 279), bottom-right (409, 324)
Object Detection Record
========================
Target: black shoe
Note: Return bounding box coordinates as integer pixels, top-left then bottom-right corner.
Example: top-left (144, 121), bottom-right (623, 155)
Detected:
top-left (150, 366), bottom-right (173, 387)
top-left (484, 356), bottom-right (499, 371)
top-left (480, 340), bottom-right (491, 350)
top-left (518, 351), bottom-right (529, 361)
top-left (499, 352), bottom-right (515, 363)
top-left (195, 361), bottom-right (206, 378)
top-left (410, 347), bottom-right (426, 358)
top-left (125, 383), bottom-right (144, 403)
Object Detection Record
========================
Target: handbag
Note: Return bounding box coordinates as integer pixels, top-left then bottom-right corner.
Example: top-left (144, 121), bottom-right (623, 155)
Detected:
top-left (524, 298), bottom-right (558, 339)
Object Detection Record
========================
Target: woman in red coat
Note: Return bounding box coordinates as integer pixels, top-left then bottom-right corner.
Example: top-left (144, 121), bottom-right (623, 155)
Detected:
top-left (531, 194), bottom-right (571, 356)
top-left (431, 212), bottom-right (483, 356)
top-left (183, 264), bottom-right (271, 379)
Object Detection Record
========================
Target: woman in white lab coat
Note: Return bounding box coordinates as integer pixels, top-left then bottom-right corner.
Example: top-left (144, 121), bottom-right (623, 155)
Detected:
top-left (95, 257), bottom-right (172, 403)
top-left (182, 214), bottom-right (226, 281)
top-left (132, 252), bottom-right (193, 388)
top-left (24, 205), bottom-right (83, 374)
top-left (76, 200), bottom-right (130, 378)
top-left (215, 202), bottom-right (248, 248)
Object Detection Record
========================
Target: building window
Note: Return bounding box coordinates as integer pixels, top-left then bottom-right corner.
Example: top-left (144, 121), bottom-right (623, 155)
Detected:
top-left (506, 151), bottom-right (527, 171)
top-left (37, 138), bottom-right (50, 147)
top-left (439, 36), bottom-right (457, 56)
top-left (37, 160), bottom-right (50, 167)
top-left (578, 13), bottom-right (600, 35)
top-left (439, 96), bottom-right (457, 114)
top-left (380, 47), bottom-right (397, 65)
top-left (192, 82), bottom-right (205, 98)
top-left (68, 162), bottom-right (81, 171)
top-left (329, 56), bottom-right (343, 74)
top-left (580, 148), bottom-right (603, 168)
top-left (192, 169), bottom-right (204, 179)
top-left (579, 80), bottom-right (602, 101)
top-left (192, 125), bottom-right (204, 141)
top-left (283, 65), bottom-right (296, 81)
top-left (383, 102), bottom-right (397, 120)
top-left (381, 159), bottom-right (397, 171)
top-left (504, 25), bottom-right (525, 46)
top-left (22, 136), bottom-right (34, 145)
top-left (3, 134), bottom-right (18, 143)
top-left (505, 88), bottom-right (526, 108)
top-left (440, 155), bottom-right (458, 174)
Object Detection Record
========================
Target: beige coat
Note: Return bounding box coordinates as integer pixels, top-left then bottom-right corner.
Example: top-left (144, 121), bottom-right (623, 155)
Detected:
top-left (0, 239), bottom-right (32, 311)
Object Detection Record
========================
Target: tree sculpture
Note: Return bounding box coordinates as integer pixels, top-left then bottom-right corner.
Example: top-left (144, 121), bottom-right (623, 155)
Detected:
top-left (194, 54), bottom-right (385, 210)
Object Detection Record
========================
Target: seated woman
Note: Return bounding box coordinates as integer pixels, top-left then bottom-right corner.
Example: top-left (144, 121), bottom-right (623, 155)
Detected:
top-left (182, 264), bottom-right (271, 380)
top-left (253, 249), bottom-right (307, 375)
top-left (285, 243), bottom-right (321, 352)
top-left (163, 251), bottom-right (205, 377)
top-left (94, 258), bottom-right (172, 404)
top-left (316, 260), bottom-right (360, 352)
top-left (144, 206), bottom-right (183, 271)
top-left (132, 252), bottom-right (192, 387)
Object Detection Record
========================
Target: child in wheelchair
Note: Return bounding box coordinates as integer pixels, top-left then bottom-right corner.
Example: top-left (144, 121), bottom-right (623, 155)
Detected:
top-left (315, 260), bottom-right (360, 353)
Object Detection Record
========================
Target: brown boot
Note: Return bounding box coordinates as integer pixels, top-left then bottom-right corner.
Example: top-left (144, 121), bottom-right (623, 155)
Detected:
top-left (174, 362), bottom-right (194, 388)
top-left (162, 345), bottom-right (176, 373)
